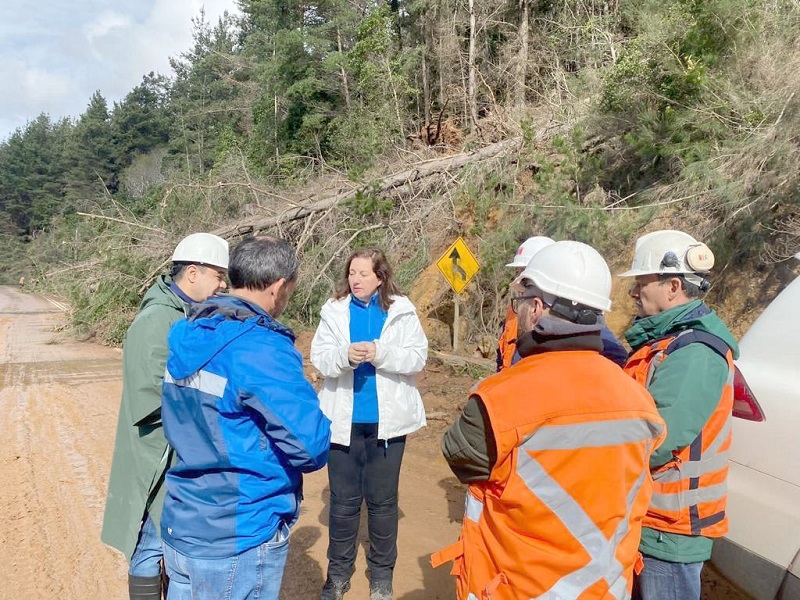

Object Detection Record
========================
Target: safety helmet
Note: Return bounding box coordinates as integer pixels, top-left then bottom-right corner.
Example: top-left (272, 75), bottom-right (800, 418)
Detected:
top-left (171, 233), bottom-right (229, 269)
top-left (515, 241), bottom-right (612, 311)
top-left (506, 236), bottom-right (555, 267)
top-left (618, 230), bottom-right (713, 287)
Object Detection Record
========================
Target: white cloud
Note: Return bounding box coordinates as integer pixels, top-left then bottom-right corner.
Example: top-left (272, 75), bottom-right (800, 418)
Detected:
top-left (0, 0), bottom-right (240, 142)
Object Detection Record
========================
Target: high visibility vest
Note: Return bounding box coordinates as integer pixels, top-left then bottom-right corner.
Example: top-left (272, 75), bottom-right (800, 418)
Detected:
top-left (623, 329), bottom-right (734, 538)
top-left (433, 350), bottom-right (665, 600)
top-left (496, 305), bottom-right (517, 371)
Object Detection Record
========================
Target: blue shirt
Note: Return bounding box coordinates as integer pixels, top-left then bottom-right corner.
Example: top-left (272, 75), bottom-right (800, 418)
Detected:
top-left (349, 294), bottom-right (388, 423)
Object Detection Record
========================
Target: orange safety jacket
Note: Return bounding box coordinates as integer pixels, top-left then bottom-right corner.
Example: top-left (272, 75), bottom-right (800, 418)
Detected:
top-left (496, 304), bottom-right (517, 371)
top-left (623, 329), bottom-right (734, 538)
top-left (433, 351), bottom-right (666, 600)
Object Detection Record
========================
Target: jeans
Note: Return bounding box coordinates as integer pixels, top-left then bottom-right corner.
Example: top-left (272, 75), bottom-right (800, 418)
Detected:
top-left (632, 555), bottom-right (703, 600)
top-left (326, 423), bottom-right (406, 585)
top-left (163, 522), bottom-right (291, 600)
top-left (129, 512), bottom-right (163, 577)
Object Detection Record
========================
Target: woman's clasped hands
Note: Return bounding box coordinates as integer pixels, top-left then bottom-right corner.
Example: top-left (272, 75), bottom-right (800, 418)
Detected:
top-left (348, 341), bottom-right (376, 366)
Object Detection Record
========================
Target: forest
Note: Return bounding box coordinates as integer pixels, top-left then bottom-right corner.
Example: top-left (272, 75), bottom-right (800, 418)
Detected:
top-left (1, 0), bottom-right (798, 348)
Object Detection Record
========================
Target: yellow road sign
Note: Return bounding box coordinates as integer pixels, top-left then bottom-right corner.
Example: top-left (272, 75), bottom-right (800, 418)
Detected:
top-left (436, 237), bottom-right (480, 294)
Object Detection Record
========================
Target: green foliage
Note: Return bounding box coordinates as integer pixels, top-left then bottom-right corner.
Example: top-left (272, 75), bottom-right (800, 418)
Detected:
top-left (394, 242), bottom-right (430, 293)
top-left (0, 115), bottom-right (71, 233)
top-left (112, 73), bottom-right (171, 163)
top-left (1, 0), bottom-right (797, 349)
top-left (326, 108), bottom-right (397, 173)
top-left (344, 184), bottom-right (394, 217)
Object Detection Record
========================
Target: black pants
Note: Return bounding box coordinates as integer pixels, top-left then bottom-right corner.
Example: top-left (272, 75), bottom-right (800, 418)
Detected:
top-left (326, 423), bottom-right (406, 584)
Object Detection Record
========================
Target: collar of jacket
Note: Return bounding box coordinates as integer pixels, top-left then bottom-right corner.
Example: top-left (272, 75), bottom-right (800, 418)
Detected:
top-left (516, 316), bottom-right (603, 358)
top-left (325, 294), bottom-right (415, 318)
top-left (187, 294), bottom-right (296, 342)
top-left (139, 275), bottom-right (186, 312)
top-left (169, 279), bottom-right (195, 305)
top-left (350, 293), bottom-right (381, 309)
top-left (624, 299), bottom-right (706, 350)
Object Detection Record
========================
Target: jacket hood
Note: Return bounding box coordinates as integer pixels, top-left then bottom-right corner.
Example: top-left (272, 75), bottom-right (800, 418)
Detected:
top-left (166, 294), bottom-right (295, 379)
top-left (517, 316), bottom-right (603, 357)
top-left (139, 275), bottom-right (185, 313)
top-left (625, 299), bottom-right (739, 359)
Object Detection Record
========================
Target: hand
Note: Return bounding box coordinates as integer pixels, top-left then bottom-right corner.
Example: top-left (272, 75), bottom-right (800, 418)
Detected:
top-left (361, 342), bottom-right (377, 363)
top-left (348, 343), bottom-right (368, 366)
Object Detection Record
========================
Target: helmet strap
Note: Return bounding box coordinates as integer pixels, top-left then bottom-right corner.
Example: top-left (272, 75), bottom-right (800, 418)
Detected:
top-left (550, 298), bottom-right (599, 325)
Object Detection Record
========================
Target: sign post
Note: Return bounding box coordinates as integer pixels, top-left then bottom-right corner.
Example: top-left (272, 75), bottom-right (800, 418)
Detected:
top-left (436, 237), bottom-right (480, 351)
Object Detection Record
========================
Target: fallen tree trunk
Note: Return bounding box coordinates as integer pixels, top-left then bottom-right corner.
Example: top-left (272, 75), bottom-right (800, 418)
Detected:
top-left (211, 137), bottom-right (523, 239)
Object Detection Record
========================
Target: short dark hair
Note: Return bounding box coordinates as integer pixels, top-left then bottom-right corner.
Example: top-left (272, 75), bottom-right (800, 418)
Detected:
top-left (658, 274), bottom-right (702, 298)
top-left (334, 248), bottom-right (402, 311)
top-left (170, 262), bottom-right (191, 280)
top-left (228, 236), bottom-right (299, 291)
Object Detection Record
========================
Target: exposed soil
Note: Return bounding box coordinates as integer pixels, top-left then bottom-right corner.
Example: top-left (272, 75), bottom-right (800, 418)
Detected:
top-left (0, 286), bottom-right (750, 599)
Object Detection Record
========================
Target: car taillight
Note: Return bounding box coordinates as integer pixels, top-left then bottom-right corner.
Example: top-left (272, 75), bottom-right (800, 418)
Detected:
top-left (732, 366), bottom-right (766, 422)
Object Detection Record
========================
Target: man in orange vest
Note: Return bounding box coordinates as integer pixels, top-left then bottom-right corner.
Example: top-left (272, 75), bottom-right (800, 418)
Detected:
top-left (435, 240), bottom-right (666, 600)
top-left (496, 236), bottom-right (554, 371)
top-left (497, 236), bottom-right (627, 371)
top-left (619, 230), bottom-right (739, 600)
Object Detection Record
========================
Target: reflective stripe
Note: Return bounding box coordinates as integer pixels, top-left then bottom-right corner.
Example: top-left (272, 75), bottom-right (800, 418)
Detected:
top-left (468, 594), bottom-right (479, 600)
top-left (164, 368), bottom-right (227, 398)
top-left (465, 494), bottom-right (483, 523)
top-left (649, 481), bottom-right (728, 512)
top-left (652, 415), bottom-right (731, 482)
top-left (654, 451), bottom-right (729, 482)
top-left (691, 509), bottom-right (726, 535)
top-left (523, 418), bottom-right (664, 452)
top-left (517, 422), bottom-right (655, 600)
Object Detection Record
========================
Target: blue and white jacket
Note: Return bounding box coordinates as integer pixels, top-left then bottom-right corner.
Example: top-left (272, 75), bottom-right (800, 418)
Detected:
top-left (160, 294), bottom-right (331, 558)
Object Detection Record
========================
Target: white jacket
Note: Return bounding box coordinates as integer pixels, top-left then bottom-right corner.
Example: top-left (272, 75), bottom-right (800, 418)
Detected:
top-left (310, 294), bottom-right (428, 446)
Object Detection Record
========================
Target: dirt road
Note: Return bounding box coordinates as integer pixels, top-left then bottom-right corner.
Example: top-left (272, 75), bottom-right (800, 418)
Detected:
top-left (0, 286), bottom-right (748, 599)
top-left (0, 286), bottom-right (462, 599)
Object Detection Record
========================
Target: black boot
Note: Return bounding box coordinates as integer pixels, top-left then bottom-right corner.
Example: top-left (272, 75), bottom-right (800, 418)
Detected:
top-left (320, 578), bottom-right (351, 600)
top-left (128, 574), bottom-right (162, 600)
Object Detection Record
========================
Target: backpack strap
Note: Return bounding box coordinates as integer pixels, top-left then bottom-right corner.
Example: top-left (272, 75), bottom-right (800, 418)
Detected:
top-left (663, 329), bottom-right (731, 360)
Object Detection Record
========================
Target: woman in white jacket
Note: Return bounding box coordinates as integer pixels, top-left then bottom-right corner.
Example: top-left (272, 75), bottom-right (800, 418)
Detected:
top-left (311, 248), bottom-right (428, 600)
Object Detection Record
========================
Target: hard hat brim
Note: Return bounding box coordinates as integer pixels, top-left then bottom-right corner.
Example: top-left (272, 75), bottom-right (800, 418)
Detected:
top-left (618, 267), bottom-right (697, 278)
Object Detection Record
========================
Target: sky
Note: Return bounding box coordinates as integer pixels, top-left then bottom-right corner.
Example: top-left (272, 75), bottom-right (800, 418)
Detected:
top-left (0, 0), bottom-right (241, 143)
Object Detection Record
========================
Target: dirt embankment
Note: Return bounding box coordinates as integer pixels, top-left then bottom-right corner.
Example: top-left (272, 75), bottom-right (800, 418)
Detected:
top-left (0, 286), bottom-right (748, 599)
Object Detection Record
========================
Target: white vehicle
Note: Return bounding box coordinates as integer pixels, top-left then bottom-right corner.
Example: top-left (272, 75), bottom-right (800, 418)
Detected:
top-left (711, 260), bottom-right (800, 599)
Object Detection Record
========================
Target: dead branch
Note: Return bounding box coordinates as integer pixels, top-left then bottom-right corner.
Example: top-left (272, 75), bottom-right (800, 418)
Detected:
top-left (77, 212), bottom-right (164, 233)
top-left (212, 138), bottom-right (523, 240)
top-left (43, 260), bottom-right (103, 279)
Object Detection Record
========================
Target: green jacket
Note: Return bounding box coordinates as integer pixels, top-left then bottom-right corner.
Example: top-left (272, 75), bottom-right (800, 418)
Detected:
top-left (624, 300), bottom-right (739, 564)
top-left (101, 275), bottom-right (187, 560)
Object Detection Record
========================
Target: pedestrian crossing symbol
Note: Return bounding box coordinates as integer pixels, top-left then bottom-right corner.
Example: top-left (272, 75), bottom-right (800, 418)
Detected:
top-left (436, 237), bottom-right (480, 294)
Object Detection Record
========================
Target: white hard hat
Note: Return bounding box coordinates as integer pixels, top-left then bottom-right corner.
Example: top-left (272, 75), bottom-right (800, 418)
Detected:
top-left (515, 241), bottom-right (612, 311)
top-left (506, 236), bottom-right (555, 267)
top-left (171, 233), bottom-right (229, 269)
top-left (618, 229), bottom-right (714, 286)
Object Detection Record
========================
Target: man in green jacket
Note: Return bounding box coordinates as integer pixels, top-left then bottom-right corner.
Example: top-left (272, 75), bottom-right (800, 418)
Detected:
top-left (619, 230), bottom-right (739, 600)
top-left (101, 233), bottom-right (229, 600)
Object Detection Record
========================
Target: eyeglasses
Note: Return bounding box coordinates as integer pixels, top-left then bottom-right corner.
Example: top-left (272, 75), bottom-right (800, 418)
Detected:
top-left (511, 293), bottom-right (541, 313)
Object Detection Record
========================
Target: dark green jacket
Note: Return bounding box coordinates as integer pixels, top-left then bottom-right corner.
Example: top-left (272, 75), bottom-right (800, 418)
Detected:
top-left (101, 276), bottom-right (187, 560)
top-left (624, 300), bottom-right (739, 564)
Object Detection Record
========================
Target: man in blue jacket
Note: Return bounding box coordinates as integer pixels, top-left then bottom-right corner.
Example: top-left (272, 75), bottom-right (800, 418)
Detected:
top-left (160, 236), bottom-right (331, 600)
